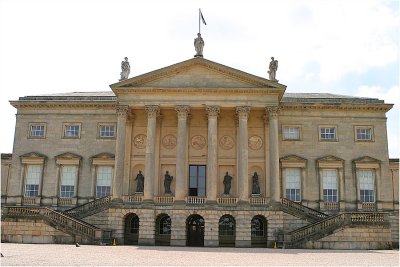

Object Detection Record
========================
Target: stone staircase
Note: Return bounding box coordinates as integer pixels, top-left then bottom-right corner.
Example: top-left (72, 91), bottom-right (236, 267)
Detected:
top-left (64, 195), bottom-right (113, 219)
top-left (280, 199), bottom-right (389, 248)
top-left (3, 206), bottom-right (112, 245)
top-left (281, 198), bottom-right (329, 223)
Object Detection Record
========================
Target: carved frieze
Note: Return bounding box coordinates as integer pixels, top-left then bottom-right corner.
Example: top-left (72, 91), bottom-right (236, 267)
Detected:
top-left (191, 135), bottom-right (206, 150)
top-left (133, 134), bottom-right (147, 149)
top-left (162, 134), bottom-right (177, 149)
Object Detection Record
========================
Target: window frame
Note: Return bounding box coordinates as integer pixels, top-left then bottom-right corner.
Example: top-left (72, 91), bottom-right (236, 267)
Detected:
top-left (285, 168), bottom-right (302, 202)
top-left (282, 125), bottom-right (301, 141)
top-left (188, 165), bottom-right (206, 197)
top-left (59, 165), bottom-right (78, 198)
top-left (358, 169), bottom-right (375, 203)
top-left (319, 125), bottom-right (338, 142)
top-left (24, 165), bottom-right (42, 197)
top-left (322, 169), bottom-right (338, 203)
top-left (28, 123), bottom-right (47, 139)
top-left (354, 126), bottom-right (374, 142)
top-left (95, 165), bottom-right (113, 199)
top-left (98, 123), bottom-right (116, 139)
top-left (62, 123), bottom-right (81, 139)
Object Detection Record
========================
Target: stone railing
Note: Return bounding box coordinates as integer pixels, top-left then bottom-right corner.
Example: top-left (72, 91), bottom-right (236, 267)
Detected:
top-left (361, 202), bottom-right (376, 211)
top-left (154, 196), bottom-right (174, 204)
top-left (185, 196), bottom-right (206, 205)
top-left (323, 202), bottom-right (339, 211)
top-left (21, 197), bottom-right (37, 205)
top-left (286, 212), bottom-right (388, 246)
top-left (281, 198), bottom-right (329, 222)
top-left (58, 198), bottom-right (73, 206)
top-left (250, 197), bottom-right (268, 205)
top-left (4, 206), bottom-right (103, 243)
top-left (64, 195), bottom-right (112, 218)
top-left (122, 195), bottom-right (143, 203)
top-left (217, 197), bottom-right (238, 205)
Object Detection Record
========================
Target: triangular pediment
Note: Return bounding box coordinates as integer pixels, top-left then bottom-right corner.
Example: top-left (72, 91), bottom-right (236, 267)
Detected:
top-left (317, 155), bottom-right (344, 163)
top-left (20, 152), bottom-right (47, 159)
top-left (91, 152), bottom-right (115, 159)
top-left (110, 57), bottom-right (285, 92)
top-left (55, 152), bottom-right (82, 160)
top-left (353, 156), bottom-right (381, 164)
top-left (280, 154), bottom-right (307, 163)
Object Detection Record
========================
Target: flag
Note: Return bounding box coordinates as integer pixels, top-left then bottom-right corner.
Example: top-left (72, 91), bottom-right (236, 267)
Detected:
top-left (200, 9), bottom-right (207, 25)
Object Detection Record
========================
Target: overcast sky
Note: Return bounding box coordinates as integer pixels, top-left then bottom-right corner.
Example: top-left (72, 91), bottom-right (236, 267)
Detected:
top-left (0, 0), bottom-right (398, 157)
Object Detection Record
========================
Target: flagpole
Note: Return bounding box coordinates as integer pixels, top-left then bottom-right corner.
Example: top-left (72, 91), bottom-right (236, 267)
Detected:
top-left (198, 8), bottom-right (201, 33)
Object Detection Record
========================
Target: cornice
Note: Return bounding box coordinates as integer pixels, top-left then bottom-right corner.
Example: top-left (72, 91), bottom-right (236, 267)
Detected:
top-left (281, 102), bottom-right (393, 112)
top-left (10, 101), bottom-right (116, 109)
top-left (113, 87), bottom-right (283, 95)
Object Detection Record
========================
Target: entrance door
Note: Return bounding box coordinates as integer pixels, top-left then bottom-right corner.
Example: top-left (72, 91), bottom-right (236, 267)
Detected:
top-left (187, 214), bottom-right (205, 247)
top-left (155, 214), bottom-right (171, 246)
top-left (124, 213), bottom-right (139, 245)
top-left (251, 215), bottom-right (267, 247)
top-left (219, 215), bottom-right (235, 247)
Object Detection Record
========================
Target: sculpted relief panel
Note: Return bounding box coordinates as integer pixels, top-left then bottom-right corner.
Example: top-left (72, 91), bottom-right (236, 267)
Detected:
top-left (248, 135), bottom-right (263, 150)
top-left (162, 134), bottom-right (177, 149)
top-left (134, 134), bottom-right (147, 149)
top-left (219, 135), bottom-right (235, 150)
top-left (191, 135), bottom-right (206, 150)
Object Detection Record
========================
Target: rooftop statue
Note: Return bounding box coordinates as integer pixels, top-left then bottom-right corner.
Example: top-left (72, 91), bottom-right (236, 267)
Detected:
top-left (119, 57), bottom-right (130, 81)
top-left (268, 57), bottom-right (278, 82)
top-left (194, 33), bottom-right (204, 57)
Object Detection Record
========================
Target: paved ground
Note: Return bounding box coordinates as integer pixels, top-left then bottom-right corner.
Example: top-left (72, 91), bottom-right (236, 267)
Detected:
top-left (0, 243), bottom-right (398, 266)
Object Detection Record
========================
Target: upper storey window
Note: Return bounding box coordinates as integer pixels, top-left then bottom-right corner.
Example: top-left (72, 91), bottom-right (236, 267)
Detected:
top-left (28, 123), bottom-right (46, 139)
top-left (63, 123), bottom-right (81, 138)
top-left (319, 126), bottom-right (337, 141)
top-left (355, 126), bottom-right (373, 141)
top-left (283, 126), bottom-right (300, 140)
top-left (99, 124), bottom-right (116, 138)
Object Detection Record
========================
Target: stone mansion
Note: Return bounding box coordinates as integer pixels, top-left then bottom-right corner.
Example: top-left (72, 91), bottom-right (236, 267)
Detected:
top-left (1, 56), bottom-right (398, 249)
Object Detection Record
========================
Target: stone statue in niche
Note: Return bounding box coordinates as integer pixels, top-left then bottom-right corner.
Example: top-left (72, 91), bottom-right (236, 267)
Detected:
top-left (135, 170), bottom-right (144, 193)
top-left (268, 57), bottom-right (278, 82)
top-left (252, 172), bottom-right (260, 195)
top-left (194, 33), bottom-right (204, 57)
top-left (119, 57), bottom-right (130, 81)
top-left (164, 171), bottom-right (173, 194)
top-left (223, 172), bottom-right (233, 195)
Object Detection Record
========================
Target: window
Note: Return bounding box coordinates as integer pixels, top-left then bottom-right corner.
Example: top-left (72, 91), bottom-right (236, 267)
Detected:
top-left (285, 168), bottom-right (301, 202)
top-left (29, 123), bottom-right (46, 138)
top-left (322, 170), bottom-right (338, 202)
top-left (159, 216), bottom-right (172, 235)
top-left (359, 170), bottom-right (375, 203)
top-left (251, 216), bottom-right (265, 237)
top-left (63, 123), bottom-right (81, 138)
top-left (283, 126), bottom-right (300, 140)
top-left (189, 165), bottom-right (206, 197)
top-left (99, 124), bottom-right (116, 138)
top-left (129, 215), bottom-right (140, 234)
top-left (355, 126), bottom-right (373, 141)
top-left (24, 165), bottom-right (41, 197)
top-left (320, 126), bottom-right (336, 141)
top-left (219, 215), bottom-right (235, 236)
top-left (96, 166), bottom-right (112, 198)
top-left (60, 166), bottom-right (77, 198)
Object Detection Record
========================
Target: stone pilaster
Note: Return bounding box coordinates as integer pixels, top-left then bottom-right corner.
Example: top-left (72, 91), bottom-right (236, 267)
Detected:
top-left (206, 106), bottom-right (220, 202)
top-left (236, 106), bottom-right (250, 203)
top-left (113, 105), bottom-right (129, 200)
top-left (144, 105), bottom-right (160, 202)
top-left (267, 106), bottom-right (280, 203)
top-left (175, 105), bottom-right (190, 202)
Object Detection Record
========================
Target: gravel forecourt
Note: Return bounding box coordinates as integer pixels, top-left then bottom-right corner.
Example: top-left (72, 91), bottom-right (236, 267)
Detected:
top-left (0, 243), bottom-right (398, 266)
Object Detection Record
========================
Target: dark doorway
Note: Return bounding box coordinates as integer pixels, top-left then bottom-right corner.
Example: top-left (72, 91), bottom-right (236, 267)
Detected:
top-left (187, 214), bottom-right (205, 247)
top-left (251, 215), bottom-right (268, 247)
top-left (155, 214), bottom-right (171, 246)
top-left (189, 165), bottom-right (206, 196)
top-left (124, 213), bottom-right (139, 245)
top-left (219, 215), bottom-right (236, 247)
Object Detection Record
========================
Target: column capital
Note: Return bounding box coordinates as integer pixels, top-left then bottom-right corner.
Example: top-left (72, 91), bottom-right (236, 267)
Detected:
top-left (236, 106), bottom-right (251, 119)
top-left (266, 106), bottom-right (281, 118)
top-left (175, 105), bottom-right (190, 119)
top-left (206, 105), bottom-right (220, 118)
top-left (145, 105), bottom-right (160, 118)
top-left (116, 105), bottom-right (129, 117)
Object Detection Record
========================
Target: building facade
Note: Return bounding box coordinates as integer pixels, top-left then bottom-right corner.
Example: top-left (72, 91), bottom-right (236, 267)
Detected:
top-left (1, 57), bottom-right (398, 248)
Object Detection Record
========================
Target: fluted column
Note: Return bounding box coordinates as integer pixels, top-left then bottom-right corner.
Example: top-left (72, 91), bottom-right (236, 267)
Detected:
top-left (267, 106), bottom-right (280, 203)
top-left (206, 106), bottom-right (220, 202)
top-left (175, 105), bottom-right (190, 202)
top-left (236, 106), bottom-right (251, 203)
top-left (113, 105), bottom-right (129, 199)
top-left (144, 105), bottom-right (160, 202)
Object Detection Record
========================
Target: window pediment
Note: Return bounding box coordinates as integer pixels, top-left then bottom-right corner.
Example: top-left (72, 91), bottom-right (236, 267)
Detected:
top-left (20, 152), bottom-right (47, 164)
top-left (317, 155), bottom-right (344, 169)
top-left (353, 156), bottom-right (380, 169)
top-left (55, 152), bottom-right (82, 165)
top-left (280, 155), bottom-right (307, 168)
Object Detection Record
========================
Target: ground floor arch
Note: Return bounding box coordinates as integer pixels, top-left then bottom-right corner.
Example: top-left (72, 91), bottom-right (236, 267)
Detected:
top-left (186, 214), bottom-right (205, 247)
top-left (124, 213), bottom-right (139, 245)
top-left (218, 214), bottom-right (236, 247)
top-left (155, 213), bottom-right (171, 246)
top-left (251, 215), bottom-right (268, 247)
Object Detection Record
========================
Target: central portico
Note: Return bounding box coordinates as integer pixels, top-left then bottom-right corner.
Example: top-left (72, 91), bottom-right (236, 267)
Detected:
top-left (110, 57), bottom-right (286, 207)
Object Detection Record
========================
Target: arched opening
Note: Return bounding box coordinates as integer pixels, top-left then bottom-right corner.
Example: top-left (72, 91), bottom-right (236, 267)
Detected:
top-left (186, 214), bottom-right (205, 247)
top-left (251, 215), bottom-right (268, 247)
top-left (218, 214), bottom-right (235, 247)
top-left (155, 213), bottom-right (171, 246)
top-left (124, 213), bottom-right (139, 245)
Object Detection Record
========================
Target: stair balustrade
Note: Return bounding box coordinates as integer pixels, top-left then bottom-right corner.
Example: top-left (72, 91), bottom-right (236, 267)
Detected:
top-left (64, 195), bottom-right (112, 219)
top-left (281, 198), bottom-right (329, 223)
